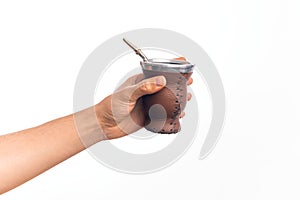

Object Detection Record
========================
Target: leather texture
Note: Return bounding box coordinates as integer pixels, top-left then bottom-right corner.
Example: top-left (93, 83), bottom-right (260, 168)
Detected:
top-left (142, 69), bottom-right (193, 134)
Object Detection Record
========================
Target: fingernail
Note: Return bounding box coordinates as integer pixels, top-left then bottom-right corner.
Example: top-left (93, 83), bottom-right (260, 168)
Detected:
top-left (155, 76), bottom-right (166, 86)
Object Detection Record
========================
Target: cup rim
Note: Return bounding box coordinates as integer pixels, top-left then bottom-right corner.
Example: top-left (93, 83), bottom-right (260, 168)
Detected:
top-left (141, 58), bottom-right (194, 73)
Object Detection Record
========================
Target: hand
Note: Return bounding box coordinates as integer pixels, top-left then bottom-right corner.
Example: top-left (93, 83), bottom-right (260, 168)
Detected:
top-left (95, 59), bottom-right (193, 140)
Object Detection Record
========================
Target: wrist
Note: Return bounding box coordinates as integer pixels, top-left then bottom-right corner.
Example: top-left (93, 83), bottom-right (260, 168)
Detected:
top-left (72, 105), bottom-right (107, 147)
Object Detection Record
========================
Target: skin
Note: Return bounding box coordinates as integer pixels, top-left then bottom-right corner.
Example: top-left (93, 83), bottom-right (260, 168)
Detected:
top-left (0, 62), bottom-right (193, 194)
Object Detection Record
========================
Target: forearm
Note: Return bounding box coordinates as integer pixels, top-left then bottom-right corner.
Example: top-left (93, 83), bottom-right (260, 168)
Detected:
top-left (0, 73), bottom-right (172, 194)
top-left (0, 106), bottom-right (104, 194)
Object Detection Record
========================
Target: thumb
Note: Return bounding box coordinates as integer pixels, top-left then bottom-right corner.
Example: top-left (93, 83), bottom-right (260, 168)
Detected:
top-left (130, 76), bottom-right (166, 101)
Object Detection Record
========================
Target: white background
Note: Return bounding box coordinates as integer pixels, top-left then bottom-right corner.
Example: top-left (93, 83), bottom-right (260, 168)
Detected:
top-left (1, 0), bottom-right (300, 199)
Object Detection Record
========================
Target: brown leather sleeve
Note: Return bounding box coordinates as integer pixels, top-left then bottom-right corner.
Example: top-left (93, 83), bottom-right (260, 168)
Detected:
top-left (142, 69), bottom-right (192, 134)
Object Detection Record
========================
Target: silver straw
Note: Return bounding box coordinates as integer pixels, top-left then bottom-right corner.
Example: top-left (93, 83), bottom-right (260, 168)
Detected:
top-left (123, 38), bottom-right (149, 62)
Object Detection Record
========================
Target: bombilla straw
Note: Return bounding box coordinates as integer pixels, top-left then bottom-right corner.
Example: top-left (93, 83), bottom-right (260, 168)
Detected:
top-left (123, 38), bottom-right (149, 62)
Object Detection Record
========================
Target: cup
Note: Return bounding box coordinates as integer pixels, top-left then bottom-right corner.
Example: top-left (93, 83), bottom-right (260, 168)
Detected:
top-left (141, 58), bottom-right (194, 134)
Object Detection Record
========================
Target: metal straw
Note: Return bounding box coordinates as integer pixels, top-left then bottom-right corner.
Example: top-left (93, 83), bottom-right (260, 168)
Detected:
top-left (123, 38), bottom-right (149, 62)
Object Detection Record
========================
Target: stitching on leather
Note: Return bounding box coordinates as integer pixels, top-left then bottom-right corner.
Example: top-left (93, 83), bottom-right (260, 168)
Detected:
top-left (169, 75), bottom-right (183, 133)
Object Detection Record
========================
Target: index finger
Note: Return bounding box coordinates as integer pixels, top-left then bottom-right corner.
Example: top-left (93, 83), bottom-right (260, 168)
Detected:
top-left (187, 77), bottom-right (193, 85)
top-left (173, 57), bottom-right (186, 61)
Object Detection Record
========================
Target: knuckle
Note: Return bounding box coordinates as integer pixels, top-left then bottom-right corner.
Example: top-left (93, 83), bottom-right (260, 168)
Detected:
top-left (140, 82), bottom-right (155, 92)
top-left (147, 82), bottom-right (157, 91)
